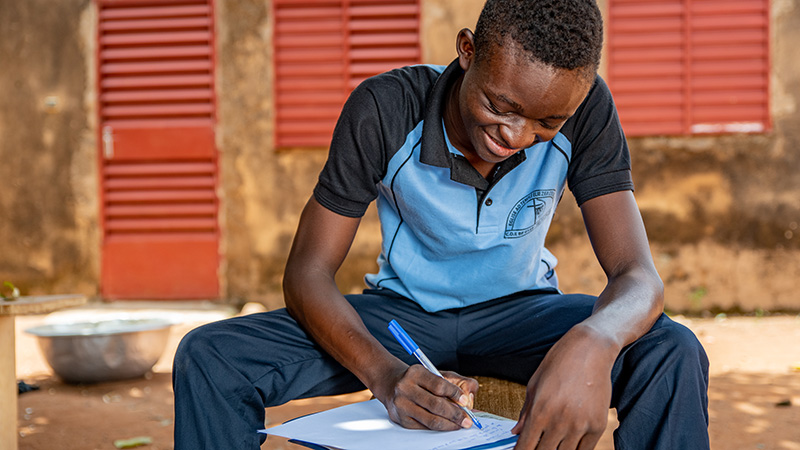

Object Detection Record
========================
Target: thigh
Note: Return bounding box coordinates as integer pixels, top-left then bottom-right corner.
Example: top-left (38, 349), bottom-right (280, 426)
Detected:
top-left (609, 314), bottom-right (710, 449)
top-left (180, 289), bottom-right (459, 406)
top-left (610, 313), bottom-right (709, 409)
top-left (177, 308), bottom-right (365, 406)
top-left (348, 289), bottom-right (461, 369)
top-left (455, 291), bottom-right (596, 383)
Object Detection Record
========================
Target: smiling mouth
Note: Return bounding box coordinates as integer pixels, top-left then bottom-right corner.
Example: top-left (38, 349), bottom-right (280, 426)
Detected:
top-left (486, 131), bottom-right (542, 157)
top-left (485, 132), bottom-right (520, 158)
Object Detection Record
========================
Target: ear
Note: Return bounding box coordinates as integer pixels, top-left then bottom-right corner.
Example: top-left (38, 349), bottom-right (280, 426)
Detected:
top-left (456, 28), bottom-right (476, 71)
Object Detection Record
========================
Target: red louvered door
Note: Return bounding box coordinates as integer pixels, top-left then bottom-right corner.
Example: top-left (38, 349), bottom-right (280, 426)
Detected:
top-left (274, 0), bottom-right (420, 148)
top-left (98, 0), bottom-right (219, 299)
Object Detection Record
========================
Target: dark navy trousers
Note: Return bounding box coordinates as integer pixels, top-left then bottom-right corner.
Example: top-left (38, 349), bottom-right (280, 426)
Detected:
top-left (173, 289), bottom-right (709, 449)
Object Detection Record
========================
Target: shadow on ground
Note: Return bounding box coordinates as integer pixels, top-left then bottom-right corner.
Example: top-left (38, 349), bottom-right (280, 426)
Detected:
top-left (708, 372), bottom-right (800, 450)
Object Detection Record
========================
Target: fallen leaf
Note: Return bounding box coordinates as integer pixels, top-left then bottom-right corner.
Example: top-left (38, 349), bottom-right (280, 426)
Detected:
top-left (114, 436), bottom-right (153, 448)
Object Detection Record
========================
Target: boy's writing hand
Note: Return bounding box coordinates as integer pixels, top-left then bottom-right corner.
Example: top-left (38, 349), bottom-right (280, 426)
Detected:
top-left (380, 363), bottom-right (478, 431)
top-left (511, 325), bottom-right (616, 450)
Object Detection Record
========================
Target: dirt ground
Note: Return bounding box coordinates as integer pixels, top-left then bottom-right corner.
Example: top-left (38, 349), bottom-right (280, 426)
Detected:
top-left (13, 303), bottom-right (800, 450)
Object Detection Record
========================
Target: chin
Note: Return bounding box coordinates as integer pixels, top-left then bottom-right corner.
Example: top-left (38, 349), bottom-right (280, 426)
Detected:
top-left (478, 149), bottom-right (510, 164)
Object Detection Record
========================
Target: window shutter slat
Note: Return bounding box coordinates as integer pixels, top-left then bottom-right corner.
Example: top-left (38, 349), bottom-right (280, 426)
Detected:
top-left (103, 117), bottom-right (214, 128)
top-left (106, 204), bottom-right (217, 217)
top-left (102, 60), bottom-right (212, 74)
top-left (100, 30), bottom-right (211, 46)
top-left (101, 17), bottom-right (211, 31)
top-left (106, 176), bottom-right (215, 190)
top-left (101, 74), bottom-right (213, 89)
top-left (101, 88), bottom-right (212, 102)
top-left (105, 189), bottom-right (216, 203)
top-left (106, 218), bottom-right (217, 233)
top-left (100, 4), bottom-right (210, 20)
top-left (103, 104), bottom-right (214, 118)
top-left (101, 45), bottom-right (210, 60)
top-left (104, 161), bottom-right (216, 176)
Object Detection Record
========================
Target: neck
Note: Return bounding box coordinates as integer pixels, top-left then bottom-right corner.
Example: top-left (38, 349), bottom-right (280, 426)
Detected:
top-left (443, 75), bottom-right (466, 151)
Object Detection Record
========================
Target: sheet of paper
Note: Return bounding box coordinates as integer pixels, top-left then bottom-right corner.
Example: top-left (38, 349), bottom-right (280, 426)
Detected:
top-left (259, 399), bottom-right (518, 450)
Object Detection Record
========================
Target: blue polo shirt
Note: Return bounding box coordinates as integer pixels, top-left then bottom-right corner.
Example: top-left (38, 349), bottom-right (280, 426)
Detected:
top-left (314, 60), bottom-right (633, 312)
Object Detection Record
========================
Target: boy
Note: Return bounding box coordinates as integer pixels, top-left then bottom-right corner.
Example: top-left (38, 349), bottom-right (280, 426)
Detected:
top-left (173, 1), bottom-right (710, 448)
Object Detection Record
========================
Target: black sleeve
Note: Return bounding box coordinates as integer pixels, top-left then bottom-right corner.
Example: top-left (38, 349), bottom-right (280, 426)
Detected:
top-left (563, 76), bottom-right (634, 206)
top-left (313, 81), bottom-right (387, 218)
top-left (313, 66), bottom-right (438, 217)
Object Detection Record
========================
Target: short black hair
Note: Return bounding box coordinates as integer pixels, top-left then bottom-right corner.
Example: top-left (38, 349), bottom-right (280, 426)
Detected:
top-left (473, 0), bottom-right (603, 80)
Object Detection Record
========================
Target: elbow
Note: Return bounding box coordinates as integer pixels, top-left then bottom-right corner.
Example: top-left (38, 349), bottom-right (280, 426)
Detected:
top-left (282, 259), bottom-right (304, 320)
top-left (615, 262), bottom-right (665, 317)
top-left (642, 265), bottom-right (665, 317)
top-left (281, 256), bottom-right (331, 322)
top-left (652, 275), bottom-right (665, 314)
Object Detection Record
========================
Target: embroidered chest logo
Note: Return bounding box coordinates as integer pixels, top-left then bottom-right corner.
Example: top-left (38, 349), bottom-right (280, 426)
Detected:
top-left (505, 189), bottom-right (556, 239)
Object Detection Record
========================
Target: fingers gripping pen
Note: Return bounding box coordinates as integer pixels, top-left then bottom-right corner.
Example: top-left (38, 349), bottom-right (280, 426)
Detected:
top-left (388, 319), bottom-right (483, 430)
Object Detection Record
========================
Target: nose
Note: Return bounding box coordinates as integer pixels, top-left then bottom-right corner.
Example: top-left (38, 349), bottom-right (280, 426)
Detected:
top-left (497, 119), bottom-right (534, 150)
top-left (498, 118), bottom-right (549, 150)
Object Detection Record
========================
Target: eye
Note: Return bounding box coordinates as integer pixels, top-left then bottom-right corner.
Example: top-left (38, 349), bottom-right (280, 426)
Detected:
top-left (538, 120), bottom-right (559, 130)
top-left (487, 100), bottom-right (505, 115)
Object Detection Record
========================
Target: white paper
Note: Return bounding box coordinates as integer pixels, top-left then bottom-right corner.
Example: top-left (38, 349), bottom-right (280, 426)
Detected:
top-left (259, 399), bottom-right (518, 450)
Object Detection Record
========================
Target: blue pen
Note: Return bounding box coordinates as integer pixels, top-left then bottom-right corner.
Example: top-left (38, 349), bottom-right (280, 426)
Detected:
top-left (388, 319), bottom-right (483, 430)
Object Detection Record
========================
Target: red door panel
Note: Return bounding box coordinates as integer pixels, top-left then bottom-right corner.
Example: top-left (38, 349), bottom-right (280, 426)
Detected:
top-left (106, 126), bottom-right (216, 160)
top-left (103, 235), bottom-right (218, 299)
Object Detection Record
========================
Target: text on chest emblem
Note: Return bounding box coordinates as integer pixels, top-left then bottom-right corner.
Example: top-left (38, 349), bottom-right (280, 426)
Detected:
top-left (505, 189), bottom-right (556, 239)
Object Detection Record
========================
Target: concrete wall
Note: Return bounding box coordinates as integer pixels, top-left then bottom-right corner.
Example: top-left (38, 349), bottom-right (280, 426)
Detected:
top-left (1, 0), bottom-right (797, 313)
top-left (0, 0), bottom-right (99, 297)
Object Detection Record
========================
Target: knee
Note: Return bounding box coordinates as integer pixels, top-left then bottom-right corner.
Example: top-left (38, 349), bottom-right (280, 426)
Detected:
top-left (173, 321), bottom-right (225, 375)
top-left (650, 317), bottom-right (709, 378)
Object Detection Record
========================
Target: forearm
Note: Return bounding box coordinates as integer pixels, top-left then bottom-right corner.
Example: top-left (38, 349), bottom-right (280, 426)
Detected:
top-left (283, 264), bottom-right (406, 400)
top-left (576, 190), bottom-right (665, 356)
top-left (281, 198), bottom-right (407, 401)
top-left (576, 262), bottom-right (664, 355)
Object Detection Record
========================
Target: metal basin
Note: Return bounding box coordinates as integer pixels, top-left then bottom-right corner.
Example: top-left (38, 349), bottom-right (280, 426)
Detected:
top-left (26, 318), bottom-right (172, 384)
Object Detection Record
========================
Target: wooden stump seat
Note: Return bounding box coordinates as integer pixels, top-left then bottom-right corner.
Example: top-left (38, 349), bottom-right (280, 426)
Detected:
top-left (472, 376), bottom-right (527, 420)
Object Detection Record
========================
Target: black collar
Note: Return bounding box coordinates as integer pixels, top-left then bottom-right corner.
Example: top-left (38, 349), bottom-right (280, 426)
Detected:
top-left (419, 59), bottom-right (526, 190)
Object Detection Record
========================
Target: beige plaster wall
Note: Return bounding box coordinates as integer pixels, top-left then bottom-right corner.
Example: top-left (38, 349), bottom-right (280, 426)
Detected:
top-left (421, 0), bottom-right (485, 64)
top-left (0, 0), bottom-right (99, 298)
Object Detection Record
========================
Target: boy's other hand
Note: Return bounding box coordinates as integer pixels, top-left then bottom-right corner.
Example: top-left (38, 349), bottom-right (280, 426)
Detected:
top-left (380, 363), bottom-right (479, 431)
top-left (511, 325), bottom-right (616, 450)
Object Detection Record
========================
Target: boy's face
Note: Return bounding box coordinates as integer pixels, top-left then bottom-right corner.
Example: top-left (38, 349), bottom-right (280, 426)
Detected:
top-left (451, 31), bottom-right (592, 166)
